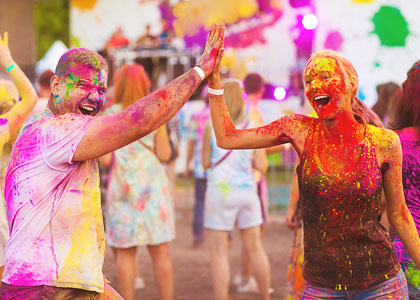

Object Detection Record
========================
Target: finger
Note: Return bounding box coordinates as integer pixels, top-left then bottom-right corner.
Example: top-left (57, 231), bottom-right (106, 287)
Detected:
top-left (208, 25), bottom-right (215, 43)
top-left (219, 25), bottom-right (225, 48)
top-left (212, 25), bottom-right (221, 45)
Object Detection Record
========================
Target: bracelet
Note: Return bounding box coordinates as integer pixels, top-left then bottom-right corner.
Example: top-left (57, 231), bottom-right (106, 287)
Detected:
top-left (208, 87), bottom-right (224, 96)
top-left (6, 64), bottom-right (16, 73)
top-left (193, 66), bottom-right (205, 80)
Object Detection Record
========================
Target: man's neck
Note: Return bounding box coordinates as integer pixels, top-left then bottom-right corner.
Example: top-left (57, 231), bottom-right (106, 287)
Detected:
top-left (246, 94), bottom-right (261, 106)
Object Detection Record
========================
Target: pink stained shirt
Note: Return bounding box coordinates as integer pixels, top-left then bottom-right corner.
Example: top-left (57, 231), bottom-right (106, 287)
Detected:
top-left (2, 112), bottom-right (106, 293)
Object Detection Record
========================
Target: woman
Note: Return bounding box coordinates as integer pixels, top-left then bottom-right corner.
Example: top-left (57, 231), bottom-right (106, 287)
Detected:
top-left (202, 79), bottom-right (270, 300)
top-left (208, 41), bottom-right (420, 298)
top-left (100, 64), bottom-right (174, 300)
top-left (0, 32), bottom-right (38, 282)
top-left (392, 61), bottom-right (420, 299)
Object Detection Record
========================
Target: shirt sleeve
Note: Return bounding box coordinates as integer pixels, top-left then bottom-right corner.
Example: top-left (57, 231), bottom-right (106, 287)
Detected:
top-left (39, 114), bottom-right (94, 171)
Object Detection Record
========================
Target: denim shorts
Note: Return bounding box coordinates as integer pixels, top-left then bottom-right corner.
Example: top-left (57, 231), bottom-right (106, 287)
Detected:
top-left (302, 268), bottom-right (408, 299)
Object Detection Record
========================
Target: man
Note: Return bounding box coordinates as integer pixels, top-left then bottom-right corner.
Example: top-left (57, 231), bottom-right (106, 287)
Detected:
top-left (0, 24), bottom-right (224, 299)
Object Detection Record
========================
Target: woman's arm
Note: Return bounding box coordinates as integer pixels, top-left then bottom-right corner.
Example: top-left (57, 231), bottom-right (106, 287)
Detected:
top-left (154, 124), bottom-right (171, 163)
top-left (202, 122), bottom-right (212, 170)
top-left (383, 131), bottom-right (420, 268)
top-left (252, 148), bottom-right (268, 174)
top-left (0, 32), bottom-right (37, 136)
top-left (98, 153), bottom-right (112, 167)
top-left (207, 33), bottom-right (309, 151)
top-left (286, 164), bottom-right (300, 230)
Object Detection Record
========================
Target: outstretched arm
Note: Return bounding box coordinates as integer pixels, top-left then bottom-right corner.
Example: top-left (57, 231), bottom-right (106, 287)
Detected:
top-left (383, 131), bottom-right (420, 269)
top-left (0, 32), bottom-right (37, 136)
top-left (73, 25), bottom-right (224, 161)
top-left (207, 28), bottom-right (309, 151)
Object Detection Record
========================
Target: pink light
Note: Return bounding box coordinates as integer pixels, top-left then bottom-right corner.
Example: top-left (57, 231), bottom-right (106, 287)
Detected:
top-left (302, 14), bottom-right (318, 30)
top-left (274, 87), bottom-right (286, 100)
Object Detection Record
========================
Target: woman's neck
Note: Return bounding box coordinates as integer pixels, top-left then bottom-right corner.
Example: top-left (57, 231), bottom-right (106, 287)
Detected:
top-left (321, 110), bottom-right (365, 145)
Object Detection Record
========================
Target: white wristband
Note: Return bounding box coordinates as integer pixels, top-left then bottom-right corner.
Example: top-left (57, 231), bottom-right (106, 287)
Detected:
top-left (208, 87), bottom-right (224, 96)
top-left (193, 66), bottom-right (205, 80)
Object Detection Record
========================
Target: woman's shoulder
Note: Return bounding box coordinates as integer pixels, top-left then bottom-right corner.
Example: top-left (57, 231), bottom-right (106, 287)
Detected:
top-left (368, 125), bottom-right (400, 151)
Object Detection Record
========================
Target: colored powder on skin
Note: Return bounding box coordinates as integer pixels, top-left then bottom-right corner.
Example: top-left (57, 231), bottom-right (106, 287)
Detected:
top-left (0, 118), bottom-right (7, 126)
top-left (400, 204), bottom-right (410, 225)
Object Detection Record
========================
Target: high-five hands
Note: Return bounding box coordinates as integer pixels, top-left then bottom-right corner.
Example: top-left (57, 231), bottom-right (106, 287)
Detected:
top-left (196, 24), bottom-right (225, 77)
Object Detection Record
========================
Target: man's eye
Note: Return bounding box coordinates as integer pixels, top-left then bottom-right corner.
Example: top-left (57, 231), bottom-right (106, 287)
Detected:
top-left (322, 76), bottom-right (329, 80)
top-left (305, 79), bottom-right (312, 84)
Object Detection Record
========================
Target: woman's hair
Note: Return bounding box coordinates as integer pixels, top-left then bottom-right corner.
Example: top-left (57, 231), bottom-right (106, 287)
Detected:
top-left (303, 50), bottom-right (383, 128)
top-left (113, 64), bottom-right (151, 109)
top-left (391, 61), bottom-right (420, 130)
top-left (371, 82), bottom-right (400, 123)
top-left (223, 78), bottom-right (245, 124)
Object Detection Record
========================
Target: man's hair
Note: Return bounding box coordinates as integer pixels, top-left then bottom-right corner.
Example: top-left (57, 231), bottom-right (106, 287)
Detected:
top-left (244, 73), bottom-right (264, 95)
top-left (55, 48), bottom-right (108, 77)
top-left (37, 70), bottom-right (54, 89)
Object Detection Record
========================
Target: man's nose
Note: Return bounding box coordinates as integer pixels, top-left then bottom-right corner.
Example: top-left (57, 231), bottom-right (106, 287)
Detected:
top-left (87, 89), bottom-right (100, 102)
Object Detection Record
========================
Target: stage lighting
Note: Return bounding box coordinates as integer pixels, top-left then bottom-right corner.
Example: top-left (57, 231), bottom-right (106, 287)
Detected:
top-left (302, 13), bottom-right (318, 30)
top-left (274, 87), bottom-right (287, 100)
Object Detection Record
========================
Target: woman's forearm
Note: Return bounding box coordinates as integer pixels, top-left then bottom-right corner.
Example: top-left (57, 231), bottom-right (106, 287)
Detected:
top-left (208, 75), bottom-right (237, 149)
top-left (389, 204), bottom-right (420, 268)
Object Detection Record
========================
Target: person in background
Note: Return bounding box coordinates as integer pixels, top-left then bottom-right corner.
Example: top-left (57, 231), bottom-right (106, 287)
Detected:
top-left (234, 73), bottom-right (270, 293)
top-left (99, 64), bottom-right (174, 300)
top-left (26, 69), bottom-right (54, 120)
top-left (372, 82), bottom-right (401, 128)
top-left (185, 81), bottom-right (209, 247)
top-left (391, 61), bottom-right (420, 299)
top-left (203, 79), bottom-right (270, 300)
top-left (0, 32), bottom-right (38, 284)
top-left (105, 26), bottom-right (130, 53)
top-left (136, 24), bottom-right (158, 49)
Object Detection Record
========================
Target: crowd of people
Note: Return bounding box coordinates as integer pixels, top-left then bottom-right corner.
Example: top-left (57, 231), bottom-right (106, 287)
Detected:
top-left (0, 22), bottom-right (419, 300)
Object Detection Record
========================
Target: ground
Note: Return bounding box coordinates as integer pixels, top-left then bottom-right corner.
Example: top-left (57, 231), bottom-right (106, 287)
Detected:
top-left (103, 178), bottom-right (294, 300)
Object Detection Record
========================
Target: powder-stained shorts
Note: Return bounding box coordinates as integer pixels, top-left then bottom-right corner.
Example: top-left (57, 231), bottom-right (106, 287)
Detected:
top-left (0, 281), bottom-right (123, 300)
top-left (204, 185), bottom-right (262, 231)
top-left (303, 268), bottom-right (408, 300)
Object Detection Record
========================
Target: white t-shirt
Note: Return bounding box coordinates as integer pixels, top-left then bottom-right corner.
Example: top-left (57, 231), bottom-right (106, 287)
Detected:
top-left (3, 112), bottom-right (105, 293)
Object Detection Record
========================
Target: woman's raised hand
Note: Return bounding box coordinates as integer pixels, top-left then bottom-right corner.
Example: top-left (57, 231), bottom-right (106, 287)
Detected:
top-left (0, 32), bottom-right (14, 68)
top-left (196, 24), bottom-right (225, 77)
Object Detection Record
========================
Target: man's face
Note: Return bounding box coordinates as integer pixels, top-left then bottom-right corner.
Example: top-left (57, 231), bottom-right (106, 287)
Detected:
top-left (51, 63), bottom-right (107, 116)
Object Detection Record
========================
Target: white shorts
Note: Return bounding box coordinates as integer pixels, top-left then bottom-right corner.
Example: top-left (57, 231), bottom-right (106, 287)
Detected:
top-left (204, 185), bottom-right (263, 231)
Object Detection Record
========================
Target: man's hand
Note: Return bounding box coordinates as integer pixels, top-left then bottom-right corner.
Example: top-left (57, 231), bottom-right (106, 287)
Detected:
top-left (196, 24), bottom-right (225, 77)
top-left (0, 32), bottom-right (14, 68)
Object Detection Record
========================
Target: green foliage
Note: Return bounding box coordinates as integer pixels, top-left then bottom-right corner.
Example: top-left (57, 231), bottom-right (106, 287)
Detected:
top-left (34, 0), bottom-right (69, 60)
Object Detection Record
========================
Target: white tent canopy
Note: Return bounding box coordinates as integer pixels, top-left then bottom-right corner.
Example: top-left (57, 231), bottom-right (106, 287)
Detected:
top-left (36, 40), bottom-right (68, 74)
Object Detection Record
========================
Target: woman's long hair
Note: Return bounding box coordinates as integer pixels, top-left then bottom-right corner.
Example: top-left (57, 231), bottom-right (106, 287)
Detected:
top-left (303, 50), bottom-right (383, 128)
top-left (222, 78), bottom-right (245, 125)
top-left (113, 64), bottom-right (151, 109)
top-left (391, 61), bottom-right (420, 130)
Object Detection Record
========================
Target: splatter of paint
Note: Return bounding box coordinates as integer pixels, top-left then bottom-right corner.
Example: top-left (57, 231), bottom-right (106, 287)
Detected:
top-left (352, 0), bottom-right (375, 3)
top-left (371, 6), bottom-right (410, 47)
top-left (71, 0), bottom-right (98, 11)
top-left (324, 31), bottom-right (344, 51)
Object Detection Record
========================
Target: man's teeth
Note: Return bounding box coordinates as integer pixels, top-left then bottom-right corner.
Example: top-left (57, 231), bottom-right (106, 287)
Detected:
top-left (81, 106), bottom-right (94, 111)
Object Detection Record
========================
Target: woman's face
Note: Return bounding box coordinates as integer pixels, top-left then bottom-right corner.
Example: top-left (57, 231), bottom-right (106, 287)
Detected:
top-left (304, 57), bottom-right (351, 120)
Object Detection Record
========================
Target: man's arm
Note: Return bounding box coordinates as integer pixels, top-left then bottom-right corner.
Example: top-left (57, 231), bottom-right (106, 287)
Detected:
top-left (73, 24), bottom-right (225, 162)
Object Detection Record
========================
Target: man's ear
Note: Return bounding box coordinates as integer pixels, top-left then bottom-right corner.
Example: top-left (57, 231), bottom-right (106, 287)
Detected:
top-left (50, 75), bottom-right (62, 96)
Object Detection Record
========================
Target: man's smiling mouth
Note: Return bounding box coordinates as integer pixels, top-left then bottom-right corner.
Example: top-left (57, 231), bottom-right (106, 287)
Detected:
top-left (78, 105), bottom-right (96, 116)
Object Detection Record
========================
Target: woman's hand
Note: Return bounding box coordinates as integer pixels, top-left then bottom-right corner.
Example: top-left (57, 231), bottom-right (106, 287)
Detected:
top-left (196, 24), bottom-right (225, 77)
top-left (0, 32), bottom-right (14, 68)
